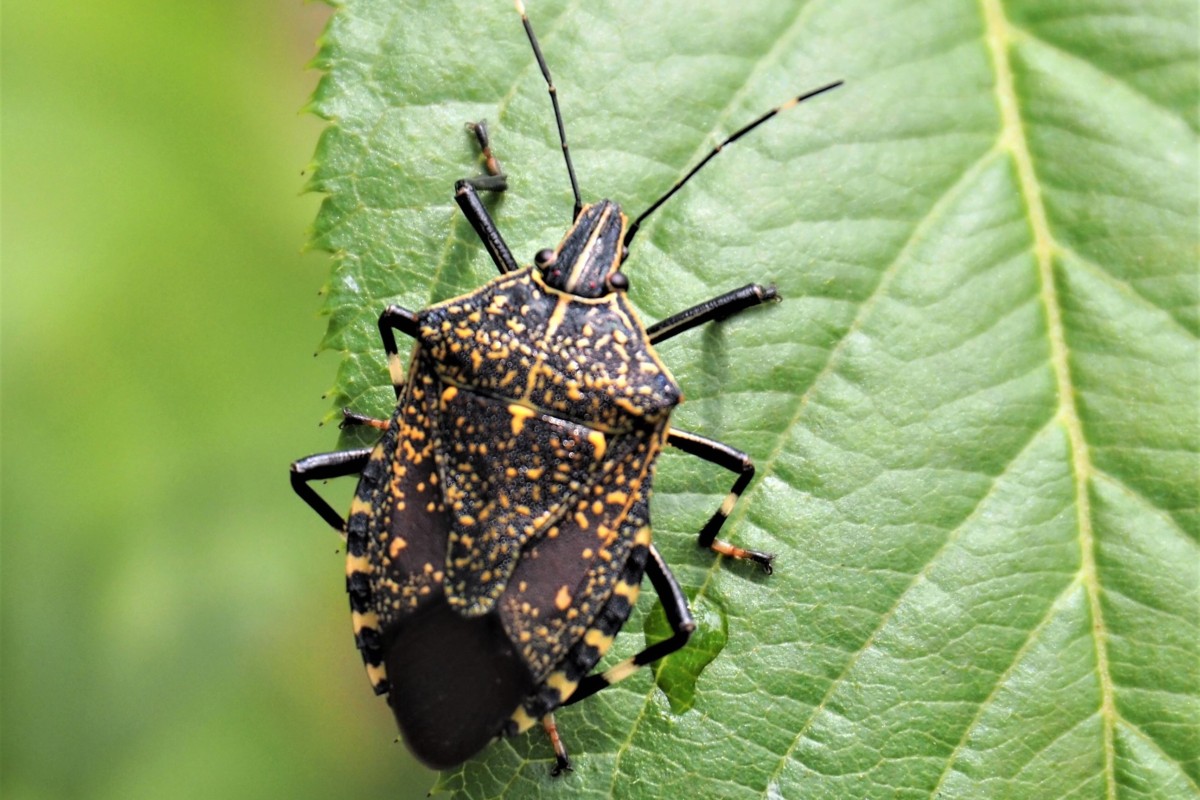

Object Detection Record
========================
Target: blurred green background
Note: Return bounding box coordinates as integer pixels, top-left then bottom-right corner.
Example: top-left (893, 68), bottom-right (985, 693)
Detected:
top-left (2, 2), bottom-right (437, 797)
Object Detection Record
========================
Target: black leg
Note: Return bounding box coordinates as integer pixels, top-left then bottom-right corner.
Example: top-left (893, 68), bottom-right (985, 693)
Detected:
top-left (454, 119), bottom-right (520, 275)
top-left (541, 714), bottom-right (572, 776)
top-left (646, 283), bottom-right (780, 345)
top-left (564, 544), bottom-right (696, 706)
top-left (454, 181), bottom-right (520, 275)
top-left (464, 120), bottom-right (508, 191)
top-left (377, 305), bottom-right (420, 398)
top-left (668, 429), bottom-right (774, 572)
top-left (339, 409), bottom-right (388, 431)
top-left (290, 448), bottom-right (373, 534)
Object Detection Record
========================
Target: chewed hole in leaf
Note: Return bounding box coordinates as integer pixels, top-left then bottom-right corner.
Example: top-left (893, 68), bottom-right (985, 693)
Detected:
top-left (646, 593), bottom-right (728, 715)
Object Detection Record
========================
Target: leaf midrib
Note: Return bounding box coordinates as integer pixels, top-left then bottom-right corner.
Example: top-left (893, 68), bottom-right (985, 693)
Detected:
top-left (977, 4), bottom-right (1116, 800)
top-left (601, 0), bottom-right (1125, 794)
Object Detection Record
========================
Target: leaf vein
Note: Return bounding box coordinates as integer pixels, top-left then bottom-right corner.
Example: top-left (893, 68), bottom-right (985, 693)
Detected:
top-left (1054, 244), bottom-right (1199, 341)
top-left (1118, 719), bottom-right (1200, 795)
top-left (1007, 21), bottom-right (1198, 136)
top-left (759, 414), bottom-right (1068, 789)
top-left (979, 1), bottom-right (1118, 797)
top-left (926, 577), bottom-right (1086, 797)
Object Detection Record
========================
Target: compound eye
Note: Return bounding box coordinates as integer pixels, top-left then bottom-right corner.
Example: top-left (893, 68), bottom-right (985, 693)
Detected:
top-left (607, 272), bottom-right (629, 292)
top-left (534, 249), bottom-right (557, 269)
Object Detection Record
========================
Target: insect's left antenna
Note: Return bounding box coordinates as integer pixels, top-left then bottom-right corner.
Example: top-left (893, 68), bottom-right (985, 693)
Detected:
top-left (516, 0), bottom-right (584, 221)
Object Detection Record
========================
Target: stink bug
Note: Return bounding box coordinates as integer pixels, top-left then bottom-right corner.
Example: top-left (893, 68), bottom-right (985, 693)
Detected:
top-left (291, 0), bottom-right (840, 774)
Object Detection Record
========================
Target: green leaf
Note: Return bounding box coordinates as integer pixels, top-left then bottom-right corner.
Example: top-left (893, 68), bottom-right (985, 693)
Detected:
top-left (308, 0), bottom-right (1198, 797)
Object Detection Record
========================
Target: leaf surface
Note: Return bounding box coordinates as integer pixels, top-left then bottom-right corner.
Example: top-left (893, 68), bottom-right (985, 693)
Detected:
top-left (308, 0), bottom-right (1199, 797)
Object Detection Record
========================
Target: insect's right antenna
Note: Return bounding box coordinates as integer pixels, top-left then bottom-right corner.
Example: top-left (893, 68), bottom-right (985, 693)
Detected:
top-left (516, 0), bottom-right (584, 221)
top-left (624, 80), bottom-right (843, 250)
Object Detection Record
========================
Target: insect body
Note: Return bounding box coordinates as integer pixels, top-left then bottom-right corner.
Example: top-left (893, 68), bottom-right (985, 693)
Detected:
top-left (291, 0), bottom-right (840, 774)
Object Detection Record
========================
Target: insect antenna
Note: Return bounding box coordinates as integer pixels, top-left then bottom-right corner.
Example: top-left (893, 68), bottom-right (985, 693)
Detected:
top-left (516, 0), bottom-right (584, 221)
top-left (623, 79), bottom-right (843, 250)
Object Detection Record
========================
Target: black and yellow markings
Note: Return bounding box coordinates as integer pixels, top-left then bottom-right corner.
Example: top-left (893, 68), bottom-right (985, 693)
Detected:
top-left (503, 483), bottom-right (655, 730)
top-left (432, 386), bottom-right (623, 617)
top-left (507, 402), bottom-right (535, 434)
top-left (287, 0), bottom-right (838, 775)
top-left (537, 562), bottom-right (645, 721)
top-left (664, 427), bottom-right (773, 572)
top-left (420, 266), bottom-right (680, 437)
